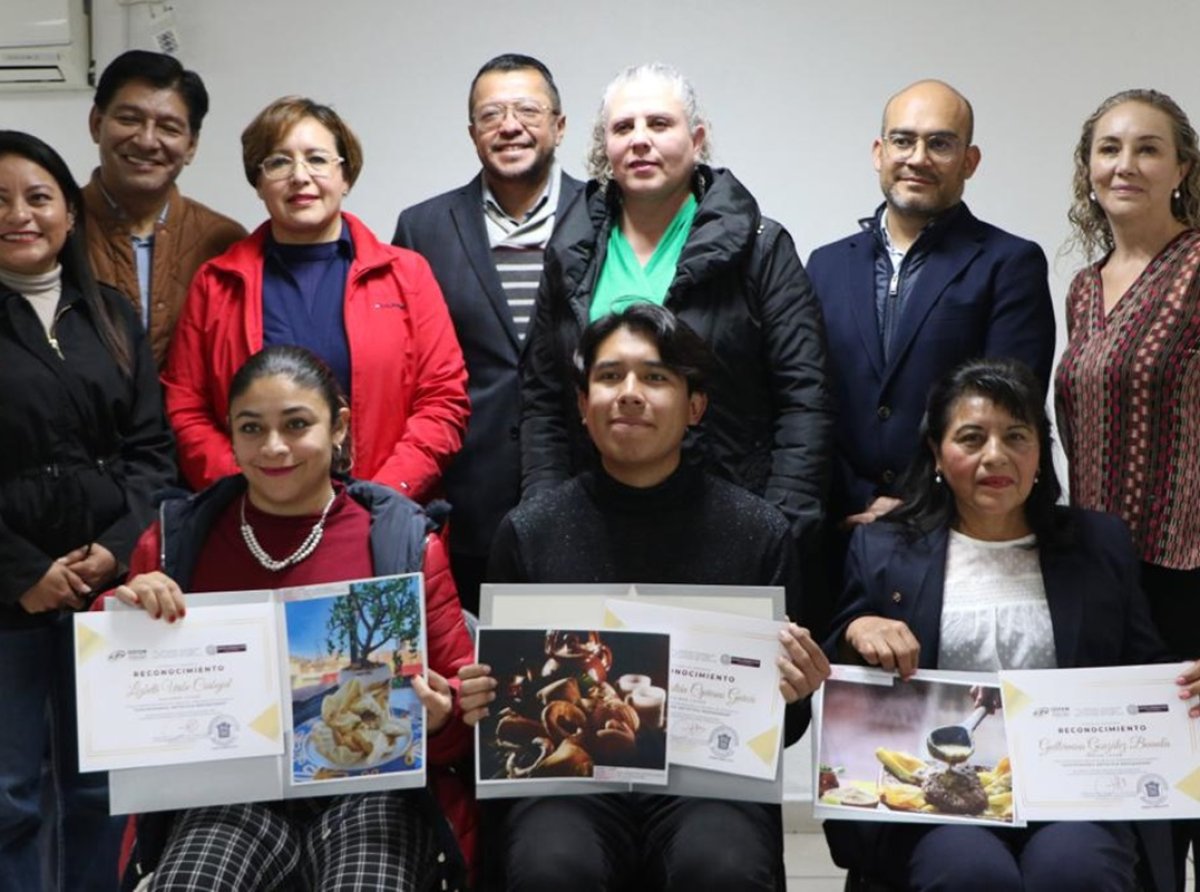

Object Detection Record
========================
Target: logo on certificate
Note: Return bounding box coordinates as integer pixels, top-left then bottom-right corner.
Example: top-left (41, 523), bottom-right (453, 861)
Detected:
top-left (209, 715), bottom-right (240, 747)
top-left (709, 725), bottom-right (739, 760)
top-left (1138, 773), bottom-right (1169, 807)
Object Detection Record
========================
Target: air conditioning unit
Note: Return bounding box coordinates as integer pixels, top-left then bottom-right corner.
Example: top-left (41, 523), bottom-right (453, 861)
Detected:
top-left (0, 0), bottom-right (92, 91)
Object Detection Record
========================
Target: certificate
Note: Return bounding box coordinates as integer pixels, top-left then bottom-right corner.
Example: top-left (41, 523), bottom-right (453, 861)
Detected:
top-left (75, 602), bottom-right (283, 772)
top-left (604, 598), bottom-right (785, 780)
top-left (89, 573), bottom-right (428, 814)
top-left (1000, 663), bottom-right (1200, 821)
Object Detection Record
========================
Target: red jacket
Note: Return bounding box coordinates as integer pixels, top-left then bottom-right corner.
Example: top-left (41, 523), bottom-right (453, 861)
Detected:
top-left (162, 213), bottom-right (470, 501)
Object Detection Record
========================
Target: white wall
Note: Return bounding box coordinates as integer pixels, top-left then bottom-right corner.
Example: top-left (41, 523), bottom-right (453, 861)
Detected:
top-left (6, 0), bottom-right (1199, 799)
top-left (8, 0), bottom-right (1200, 329)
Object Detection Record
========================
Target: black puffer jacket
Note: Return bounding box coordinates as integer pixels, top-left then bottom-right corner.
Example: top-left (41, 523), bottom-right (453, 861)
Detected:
top-left (0, 280), bottom-right (175, 628)
top-left (520, 166), bottom-right (834, 555)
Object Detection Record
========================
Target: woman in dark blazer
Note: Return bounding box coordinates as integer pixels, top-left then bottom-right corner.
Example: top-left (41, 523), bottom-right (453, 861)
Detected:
top-left (825, 358), bottom-right (1199, 892)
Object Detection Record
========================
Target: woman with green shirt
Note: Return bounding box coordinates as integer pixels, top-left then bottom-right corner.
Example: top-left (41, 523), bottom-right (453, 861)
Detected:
top-left (521, 62), bottom-right (834, 613)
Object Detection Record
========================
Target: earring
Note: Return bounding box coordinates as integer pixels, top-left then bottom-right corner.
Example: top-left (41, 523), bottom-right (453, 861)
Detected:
top-left (1034, 471), bottom-right (1040, 485)
top-left (334, 440), bottom-right (354, 474)
top-left (934, 469), bottom-right (943, 484)
top-left (1088, 191), bottom-right (1097, 202)
top-left (1174, 188), bottom-right (1182, 200)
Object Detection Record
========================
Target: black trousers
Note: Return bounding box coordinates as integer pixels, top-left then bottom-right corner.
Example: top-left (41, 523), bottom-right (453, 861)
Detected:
top-left (1143, 562), bottom-right (1200, 892)
top-left (869, 820), bottom-right (1138, 892)
top-left (481, 793), bottom-right (783, 892)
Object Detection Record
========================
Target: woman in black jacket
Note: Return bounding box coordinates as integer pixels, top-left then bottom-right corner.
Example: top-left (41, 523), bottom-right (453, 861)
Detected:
top-left (0, 130), bottom-right (176, 891)
top-left (519, 63), bottom-right (834, 623)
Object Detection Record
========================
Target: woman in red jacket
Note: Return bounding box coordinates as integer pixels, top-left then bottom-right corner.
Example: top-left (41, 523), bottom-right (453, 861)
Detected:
top-left (113, 345), bottom-right (475, 890)
top-left (163, 96), bottom-right (469, 500)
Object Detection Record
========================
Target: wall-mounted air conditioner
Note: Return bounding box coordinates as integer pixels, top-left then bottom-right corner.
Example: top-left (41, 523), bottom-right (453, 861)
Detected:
top-left (0, 0), bottom-right (92, 91)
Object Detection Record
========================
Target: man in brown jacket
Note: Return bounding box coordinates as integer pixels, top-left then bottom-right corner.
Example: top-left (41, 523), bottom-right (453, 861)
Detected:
top-left (83, 50), bottom-right (246, 366)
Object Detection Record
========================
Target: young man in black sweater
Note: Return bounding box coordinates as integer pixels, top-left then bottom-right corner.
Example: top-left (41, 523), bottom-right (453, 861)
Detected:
top-left (459, 303), bottom-right (830, 891)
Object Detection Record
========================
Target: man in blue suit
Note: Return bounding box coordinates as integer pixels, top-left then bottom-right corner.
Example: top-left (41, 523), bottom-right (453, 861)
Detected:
top-left (806, 79), bottom-right (1055, 549)
top-left (394, 54), bottom-right (583, 612)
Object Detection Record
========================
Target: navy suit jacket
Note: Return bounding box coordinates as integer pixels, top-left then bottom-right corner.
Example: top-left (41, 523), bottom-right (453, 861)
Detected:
top-left (393, 172), bottom-right (583, 557)
top-left (806, 203), bottom-right (1055, 520)
top-left (826, 509), bottom-right (1174, 892)
top-left (828, 509), bottom-right (1168, 670)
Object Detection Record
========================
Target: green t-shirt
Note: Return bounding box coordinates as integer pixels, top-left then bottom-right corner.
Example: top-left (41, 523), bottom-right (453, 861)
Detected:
top-left (590, 194), bottom-right (697, 322)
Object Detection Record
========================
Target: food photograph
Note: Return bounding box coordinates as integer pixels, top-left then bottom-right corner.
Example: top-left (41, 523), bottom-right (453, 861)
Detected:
top-left (476, 629), bottom-right (671, 786)
top-left (816, 672), bottom-right (1016, 825)
top-left (284, 576), bottom-right (426, 785)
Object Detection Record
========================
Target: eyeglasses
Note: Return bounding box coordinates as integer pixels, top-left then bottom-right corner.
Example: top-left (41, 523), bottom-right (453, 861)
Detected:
top-left (471, 99), bottom-right (557, 131)
top-left (258, 151), bottom-right (344, 181)
top-left (882, 132), bottom-right (963, 161)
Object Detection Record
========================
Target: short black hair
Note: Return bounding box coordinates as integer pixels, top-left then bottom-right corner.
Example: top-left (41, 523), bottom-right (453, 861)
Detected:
top-left (886, 357), bottom-right (1066, 546)
top-left (468, 53), bottom-right (561, 117)
top-left (573, 303), bottom-right (713, 395)
top-left (94, 50), bottom-right (209, 134)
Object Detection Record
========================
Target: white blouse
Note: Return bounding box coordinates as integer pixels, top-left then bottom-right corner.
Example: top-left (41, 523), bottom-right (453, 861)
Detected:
top-left (937, 530), bottom-right (1058, 672)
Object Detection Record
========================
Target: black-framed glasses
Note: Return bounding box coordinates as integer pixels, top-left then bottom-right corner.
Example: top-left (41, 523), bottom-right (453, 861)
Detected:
top-left (259, 152), bottom-right (344, 181)
top-left (471, 99), bottom-right (556, 131)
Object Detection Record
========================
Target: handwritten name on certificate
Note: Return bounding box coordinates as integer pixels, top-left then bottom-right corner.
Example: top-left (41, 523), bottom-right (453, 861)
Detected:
top-left (75, 603), bottom-right (283, 772)
top-left (1001, 664), bottom-right (1200, 821)
top-left (605, 599), bottom-right (785, 780)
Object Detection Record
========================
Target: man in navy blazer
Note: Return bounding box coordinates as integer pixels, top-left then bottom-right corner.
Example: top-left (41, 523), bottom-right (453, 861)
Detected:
top-left (393, 54), bottom-right (583, 612)
top-left (806, 80), bottom-right (1055, 544)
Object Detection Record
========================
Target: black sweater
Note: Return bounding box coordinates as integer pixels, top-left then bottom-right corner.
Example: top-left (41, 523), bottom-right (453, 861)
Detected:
top-left (488, 462), bottom-right (810, 744)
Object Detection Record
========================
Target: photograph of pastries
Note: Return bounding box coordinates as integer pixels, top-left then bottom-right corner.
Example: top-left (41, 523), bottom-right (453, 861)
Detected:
top-left (284, 576), bottom-right (425, 783)
top-left (476, 629), bottom-right (670, 781)
top-left (818, 677), bottom-right (1014, 823)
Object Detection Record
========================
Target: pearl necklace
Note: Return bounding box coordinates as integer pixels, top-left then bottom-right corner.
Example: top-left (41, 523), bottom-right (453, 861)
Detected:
top-left (240, 490), bottom-right (337, 572)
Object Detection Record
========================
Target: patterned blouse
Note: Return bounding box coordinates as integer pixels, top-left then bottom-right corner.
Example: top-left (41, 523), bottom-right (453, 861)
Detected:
top-left (1055, 229), bottom-right (1200, 570)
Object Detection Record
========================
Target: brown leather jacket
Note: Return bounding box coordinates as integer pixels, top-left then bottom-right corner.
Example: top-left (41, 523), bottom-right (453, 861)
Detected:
top-left (82, 171), bottom-right (246, 366)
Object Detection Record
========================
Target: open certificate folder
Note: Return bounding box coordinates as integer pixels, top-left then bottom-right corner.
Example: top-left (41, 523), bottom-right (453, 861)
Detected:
top-left (477, 582), bottom-right (788, 803)
top-left (75, 573), bottom-right (428, 814)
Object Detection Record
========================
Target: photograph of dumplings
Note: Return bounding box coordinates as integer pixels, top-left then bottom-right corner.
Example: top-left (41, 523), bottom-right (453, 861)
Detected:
top-left (476, 629), bottom-right (670, 782)
top-left (284, 576), bottom-right (425, 784)
top-left (818, 676), bottom-right (1014, 824)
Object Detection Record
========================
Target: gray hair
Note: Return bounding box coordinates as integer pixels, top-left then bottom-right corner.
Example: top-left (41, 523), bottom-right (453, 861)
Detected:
top-left (586, 62), bottom-right (712, 187)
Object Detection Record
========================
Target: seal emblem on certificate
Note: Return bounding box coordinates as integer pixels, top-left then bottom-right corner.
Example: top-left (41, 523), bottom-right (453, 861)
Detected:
top-left (708, 725), bottom-right (740, 760)
top-left (209, 715), bottom-right (240, 747)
